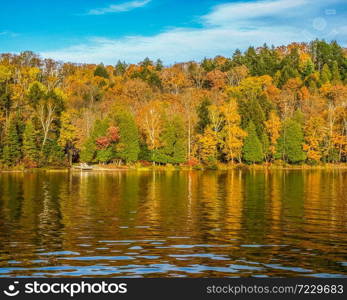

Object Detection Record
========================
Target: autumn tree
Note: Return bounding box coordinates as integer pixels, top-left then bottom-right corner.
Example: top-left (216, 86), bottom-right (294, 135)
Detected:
top-left (0, 40), bottom-right (347, 168)
top-left (264, 111), bottom-right (281, 161)
top-left (226, 65), bottom-right (249, 86)
top-left (220, 100), bottom-right (246, 163)
top-left (160, 65), bottom-right (189, 94)
top-left (137, 100), bottom-right (163, 164)
top-left (58, 110), bottom-right (78, 166)
top-left (303, 116), bottom-right (326, 163)
top-left (196, 127), bottom-right (218, 165)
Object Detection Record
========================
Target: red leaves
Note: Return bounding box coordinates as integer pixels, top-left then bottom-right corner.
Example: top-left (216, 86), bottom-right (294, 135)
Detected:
top-left (186, 157), bottom-right (199, 167)
top-left (107, 126), bottom-right (120, 142)
top-left (96, 136), bottom-right (110, 149)
top-left (96, 126), bottom-right (120, 149)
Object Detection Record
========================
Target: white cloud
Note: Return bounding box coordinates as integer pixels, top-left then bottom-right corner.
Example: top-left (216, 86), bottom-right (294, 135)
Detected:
top-left (88, 0), bottom-right (151, 15)
top-left (41, 26), bottom-right (304, 64)
top-left (0, 30), bottom-right (19, 37)
top-left (41, 0), bottom-right (345, 64)
top-left (203, 0), bottom-right (309, 26)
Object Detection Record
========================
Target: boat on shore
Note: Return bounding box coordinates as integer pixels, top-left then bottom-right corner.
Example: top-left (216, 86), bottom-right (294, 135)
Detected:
top-left (73, 163), bottom-right (93, 171)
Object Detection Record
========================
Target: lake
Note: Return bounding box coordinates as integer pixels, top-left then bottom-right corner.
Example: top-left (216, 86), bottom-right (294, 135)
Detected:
top-left (0, 169), bottom-right (346, 277)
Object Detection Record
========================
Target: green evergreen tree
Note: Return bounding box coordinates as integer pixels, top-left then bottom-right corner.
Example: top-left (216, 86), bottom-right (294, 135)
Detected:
top-left (27, 81), bottom-right (46, 108)
top-left (301, 58), bottom-right (315, 79)
top-left (94, 64), bottom-right (109, 79)
top-left (320, 63), bottom-right (332, 84)
top-left (243, 47), bottom-right (258, 75)
top-left (113, 107), bottom-right (140, 163)
top-left (293, 109), bottom-right (305, 125)
top-left (242, 121), bottom-right (263, 164)
top-left (96, 147), bottom-right (114, 164)
top-left (140, 57), bottom-right (153, 68)
top-left (0, 85), bottom-right (11, 118)
top-left (155, 116), bottom-right (186, 164)
top-left (251, 44), bottom-right (280, 76)
top-left (80, 139), bottom-right (96, 163)
top-left (239, 99), bottom-right (266, 138)
top-left (231, 49), bottom-right (243, 66)
top-left (155, 59), bottom-right (164, 71)
top-left (276, 119), bottom-right (306, 164)
top-left (201, 58), bottom-right (215, 72)
top-left (261, 132), bottom-right (270, 162)
top-left (80, 119), bottom-right (109, 163)
top-left (42, 139), bottom-right (66, 166)
top-left (114, 61), bottom-right (127, 76)
top-left (278, 48), bottom-right (300, 87)
top-left (331, 61), bottom-right (341, 83)
top-left (93, 118), bottom-right (110, 163)
top-left (23, 119), bottom-right (39, 166)
top-left (196, 98), bottom-right (211, 134)
top-left (2, 116), bottom-right (21, 166)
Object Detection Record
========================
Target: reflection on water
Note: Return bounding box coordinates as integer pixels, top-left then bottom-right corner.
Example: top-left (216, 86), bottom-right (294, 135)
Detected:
top-left (0, 169), bottom-right (346, 277)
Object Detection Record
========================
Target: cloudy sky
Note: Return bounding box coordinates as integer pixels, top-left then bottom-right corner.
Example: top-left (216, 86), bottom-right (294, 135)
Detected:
top-left (0, 0), bottom-right (346, 64)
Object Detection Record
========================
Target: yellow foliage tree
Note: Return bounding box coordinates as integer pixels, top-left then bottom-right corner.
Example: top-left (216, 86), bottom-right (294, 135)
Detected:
top-left (303, 116), bottom-right (326, 163)
top-left (220, 100), bottom-right (246, 163)
top-left (137, 100), bottom-right (163, 152)
top-left (196, 127), bottom-right (218, 164)
top-left (264, 111), bottom-right (281, 160)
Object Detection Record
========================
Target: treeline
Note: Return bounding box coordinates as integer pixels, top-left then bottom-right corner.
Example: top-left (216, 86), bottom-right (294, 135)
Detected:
top-left (0, 39), bottom-right (346, 169)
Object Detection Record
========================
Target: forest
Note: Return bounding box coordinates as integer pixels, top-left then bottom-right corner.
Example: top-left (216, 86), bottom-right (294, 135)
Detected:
top-left (0, 39), bottom-right (346, 169)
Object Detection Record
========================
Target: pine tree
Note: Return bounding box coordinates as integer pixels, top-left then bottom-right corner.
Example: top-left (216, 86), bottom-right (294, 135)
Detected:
top-left (261, 132), bottom-right (270, 162)
top-left (239, 99), bottom-right (266, 138)
top-left (155, 59), bottom-right (164, 71)
top-left (23, 119), bottom-right (39, 167)
top-left (80, 139), bottom-right (96, 163)
top-left (277, 119), bottom-right (306, 164)
top-left (27, 81), bottom-right (46, 108)
top-left (94, 64), bottom-right (109, 79)
top-left (242, 121), bottom-right (263, 164)
top-left (96, 147), bottom-right (114, 164)
top-left (114, 61), bottom-right (127, 76)
top-left (113, 107), bottom-right (140, 163)
top-left (196, 98), bottom-right (211, 134)
top-left (278, 48), bottom-right (300, 87)
top-left (155, 116), bottom-right (186, 164)
top-left (42, 139), bottom-right (66, 166)
top-left (301, 58), bottom-right (315, 78)
top-left (320, 63), bottom-right (332, 84)
top-left (331, 61), bottom-right (341, 83)
top-left (2, 116), bottom-right (21, 166)
top-left (80, 119), bottom-right (109, 163)
top-left (93, 119), bottom-right (110, 163)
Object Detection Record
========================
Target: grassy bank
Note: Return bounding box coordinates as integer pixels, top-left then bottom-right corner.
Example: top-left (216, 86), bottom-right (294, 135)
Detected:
top-left (1, 162), bottom-right (347, 173)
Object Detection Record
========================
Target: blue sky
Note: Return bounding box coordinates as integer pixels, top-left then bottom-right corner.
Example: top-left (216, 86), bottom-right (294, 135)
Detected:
top-left (0, 0), bottom-right (346, 64)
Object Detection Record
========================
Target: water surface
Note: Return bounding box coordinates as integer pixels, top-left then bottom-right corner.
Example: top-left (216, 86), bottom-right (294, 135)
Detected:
top-left (0, 169), bottom-right (346, 277)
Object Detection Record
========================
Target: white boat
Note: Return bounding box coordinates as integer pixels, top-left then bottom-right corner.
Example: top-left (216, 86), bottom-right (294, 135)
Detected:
top-left (73, 163), bottom-right (93, 170)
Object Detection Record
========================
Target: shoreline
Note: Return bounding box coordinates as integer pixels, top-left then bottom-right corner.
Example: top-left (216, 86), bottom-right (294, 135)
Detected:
top-left (1, 163), bottom-right (347, 173)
